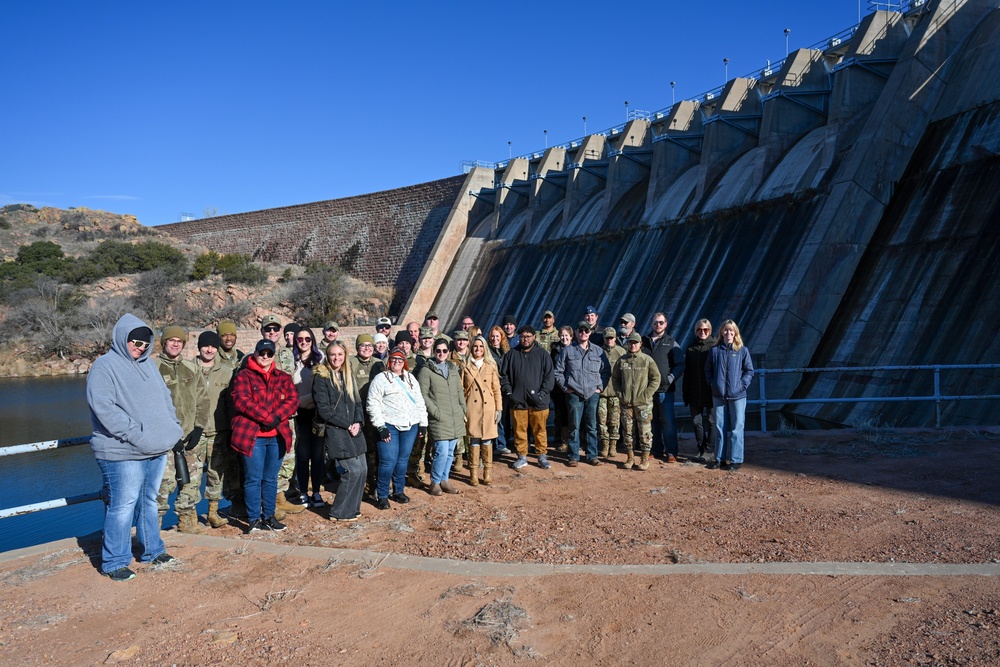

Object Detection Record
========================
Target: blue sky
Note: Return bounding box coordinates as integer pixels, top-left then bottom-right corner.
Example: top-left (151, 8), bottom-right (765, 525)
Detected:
top-left (2, 1), bottom-right (866, 226)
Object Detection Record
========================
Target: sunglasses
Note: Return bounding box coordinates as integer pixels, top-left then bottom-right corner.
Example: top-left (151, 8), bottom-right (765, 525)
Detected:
top-left (263, 325), bottom-right (281, 333)
top-left (376, 324), bottom-right (391, 330)
top-left (577, 328), bottom-right (590, 333)
top-left (257, 349), bottom-right (275, 358)
top-left (129, 339), bottom-right (150, 350)
top-left (296, 337), bottom-right (313, 342)
top-left (696, 328), bottom-right (711, 333)
top-left (435, 348), bottom-right (450, 354)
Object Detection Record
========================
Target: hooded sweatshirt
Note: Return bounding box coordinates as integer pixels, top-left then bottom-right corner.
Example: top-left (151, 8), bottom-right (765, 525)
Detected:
top-left (87, 313), bottom-right (183, 461)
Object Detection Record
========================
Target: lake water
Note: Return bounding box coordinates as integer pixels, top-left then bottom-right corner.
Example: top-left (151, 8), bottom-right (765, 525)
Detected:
top-left (0, 376), bottom-right (220, 553)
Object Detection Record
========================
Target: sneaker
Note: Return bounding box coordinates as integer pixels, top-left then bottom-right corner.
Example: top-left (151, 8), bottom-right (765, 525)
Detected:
top-left (720, 461), bottom-right (732, 471)
top-left (308, 493), bottom-right (326, 508)
top-left (149, 552), bottom-right (175, 566)
top-left (537, 455), bottom-right (551, 469)
top-left (512, 456), bottom-right (528, 470)
top-left (729, 463), bottom-right (742, 472)
top-left (566, 459), bottom-right (579, 468)
top-left (705, 460), bottom-right (719, 470)
top-left (287, 491), bottom-right (307, 505)
top-left (376, 498), bottom-right (391, 510)
top-left (248, 519), bottom-right (266, 533)
top-left (298, 493), bottom-right (309, 505)
top-left (330, 514), bottom-right (359, 522)
top-left (103, 567), bottom-right (136, 582)
top-left (389, 492), bottom-right (410, 504)
top-left (496, 447), bottom-right (512, 457)
top-left (265, 515), bottom-right (287, 531)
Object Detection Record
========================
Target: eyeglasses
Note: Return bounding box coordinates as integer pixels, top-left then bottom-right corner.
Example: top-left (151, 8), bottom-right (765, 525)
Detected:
top-left (129, 339), bottom-right (150, 350)
top-left (389, 357), bottom-right (405, 363)
top-left (263, 325), bottom-right (281, 333)
top-left (696, 328), bottom-right (711, 333)
top-left (257, 349), bottom-right (274, 358)
top-left (296, 337), bottom-right (312, 342)
top-left (461, 321), bottom-right (473, 327)
top-left (358, 343), bottom-right (374, 349)
top-left (652, 320), bottom-right (666, 326)
top-left (435, 348), bottom-right (449, 354)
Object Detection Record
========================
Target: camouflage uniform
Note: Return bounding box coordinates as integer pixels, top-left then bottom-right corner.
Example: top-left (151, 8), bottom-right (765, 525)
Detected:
top-left (597, 343), bottom-right (626, 458)
top-left (198, 360), bottom-right (235, 502)
top-left (275, 346), bottom-right (298, 496)
top-left (612, 347), bottom-right (661, 469)
top-left (156, 356), bottom-right (210, 513)
top-left (536, 327), bottom-right (559, 354)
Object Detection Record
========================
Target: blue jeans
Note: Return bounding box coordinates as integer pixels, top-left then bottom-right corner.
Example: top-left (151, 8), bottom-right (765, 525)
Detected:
top-left (242, 436), bottom-right (283, 523)
top-left (97, 455), bottom-right (168, 573)
top-left (566, 392), bottom-right (600, 461)
top-left (652, 391), bottom-right (678, 457)
top-left (430, 439), bottom-right (457, 484)
top-left (494, 418), bottom-right (507, 452)
top-left (376, 424), bottom-right (418, 499)
top-left (712, 397), bottom-right (746, 464)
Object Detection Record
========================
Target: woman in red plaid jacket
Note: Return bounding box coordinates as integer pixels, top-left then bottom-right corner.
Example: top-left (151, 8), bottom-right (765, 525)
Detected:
top-left (231, 339), bottom-right (300, 533)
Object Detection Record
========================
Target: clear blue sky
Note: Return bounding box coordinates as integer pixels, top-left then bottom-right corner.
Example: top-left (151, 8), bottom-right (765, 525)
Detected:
top-left (2, 1), bottom-right (866, 226)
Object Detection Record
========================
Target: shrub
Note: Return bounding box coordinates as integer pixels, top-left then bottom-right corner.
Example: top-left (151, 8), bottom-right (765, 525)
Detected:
top-left (291, 263), bottom-right (345, 325)
top-left (0, 215), bottom-right (9, 229)
top-left (191, 251), bottom-right (221, 280)
top-left (131, 268), bottom-right (180, 323)
top-left (87, 240), bottom-right (186, 278)
top-left (191, 251), bottom-right (266, 285)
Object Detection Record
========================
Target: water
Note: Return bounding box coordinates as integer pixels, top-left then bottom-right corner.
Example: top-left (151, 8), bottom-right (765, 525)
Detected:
top-left (0, 376), bottom-right (219, 553)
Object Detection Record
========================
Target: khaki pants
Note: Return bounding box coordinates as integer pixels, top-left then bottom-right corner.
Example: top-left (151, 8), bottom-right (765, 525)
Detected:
top-left (511, 408), bottom-right (549, 458)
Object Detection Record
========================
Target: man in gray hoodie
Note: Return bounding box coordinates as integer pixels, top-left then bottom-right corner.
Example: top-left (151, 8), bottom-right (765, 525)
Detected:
top-left (87, 313), bottom-right (183, 581)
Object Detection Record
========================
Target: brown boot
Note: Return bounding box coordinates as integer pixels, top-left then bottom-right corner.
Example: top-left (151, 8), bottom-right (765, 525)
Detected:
top-left (276, 493), bottom-right (306, 515)
top-left (429, 483), bottom-right (443, 496)
top-left (468, 446), bottom-right (480, 486)
top-left (623, 448), bottom-right (634, 470)
top-left (417, 458), bottom-right (429, 487)
top-left (606, 441), bottom-right (618, 461)
top-left (636, 452), bottom-right (650, 471)
top-left (440, 479), bottom-right (461, 494)
top-left (207, 501), bottom-right (229, 528)
top-left (482, 444), bottom-right (493, 485)
top-left (176, 510), bottom-right (202, 534)
top-left (452, 454), bottom-right (465, 474)
top-left (598, 439), bottom-right (610, 459)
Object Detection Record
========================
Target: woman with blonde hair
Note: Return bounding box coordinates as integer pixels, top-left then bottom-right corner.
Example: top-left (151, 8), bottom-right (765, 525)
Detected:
top-left (462, 335), bottom-right (502, 485)
top-left (312, 341), bottom-right (368, 521)
top-left (704, 320), bottom-right (754, 472)
top-left (683, 318), bottom-right (716, 462)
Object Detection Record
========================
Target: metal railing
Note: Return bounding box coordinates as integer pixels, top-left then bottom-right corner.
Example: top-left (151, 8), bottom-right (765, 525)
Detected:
top-left (753, 363), bottom-right (1000, 432)
top-left (0, 436), bottom-right (100, 519)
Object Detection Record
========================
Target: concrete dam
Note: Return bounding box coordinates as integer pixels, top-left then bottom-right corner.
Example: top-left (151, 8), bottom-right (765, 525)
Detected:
top-left (163, 0), bottom-right (1000, 428)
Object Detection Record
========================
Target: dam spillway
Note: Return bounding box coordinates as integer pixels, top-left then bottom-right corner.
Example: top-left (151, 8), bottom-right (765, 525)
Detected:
top-left (163, 0), bottom-right (1000, 427)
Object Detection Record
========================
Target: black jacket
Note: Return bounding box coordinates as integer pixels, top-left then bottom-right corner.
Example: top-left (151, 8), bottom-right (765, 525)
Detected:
top-left (312, 365), bottom-right (367, 460)
top-left (500, 343), bottom-right (554, 410)
top-left (642, 333), bottom-right (685, 393)
top-left (682, 337), bottom-right (716, 409)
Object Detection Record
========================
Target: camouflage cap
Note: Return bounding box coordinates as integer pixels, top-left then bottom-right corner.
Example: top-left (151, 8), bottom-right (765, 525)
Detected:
top-left (323, 320), bottom-right (339, 332)
top-left (261, 314), bottom-right (282, 328)
top-left (453, 330), bottom-right (470, 340)
top-left (419, 326), bottom-right (435, 339)
top-left (603, 327), bottom-right (617, 339)
top-left (627, 332), bottom-right (643, 343)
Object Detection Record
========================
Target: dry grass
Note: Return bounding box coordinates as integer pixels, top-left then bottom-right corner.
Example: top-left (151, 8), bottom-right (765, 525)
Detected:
top-left (462, 597), bottom-right (531, 649)
top-left (2, 549), bottom-right (88, 586)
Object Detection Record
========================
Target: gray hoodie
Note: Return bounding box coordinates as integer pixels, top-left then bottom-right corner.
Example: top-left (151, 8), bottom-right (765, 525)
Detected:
top-left (87, 313), bottom-right (183, 461)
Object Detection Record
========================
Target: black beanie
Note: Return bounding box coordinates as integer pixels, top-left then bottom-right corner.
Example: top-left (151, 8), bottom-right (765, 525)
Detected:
top-left (127, 326), bottom-right (153, 343)
top-left (283, 322), bottom-right (301, 336)
top-left (395, 330), bottom-right (412, 345)
top-left (198, 331), bottom-right (223, 349)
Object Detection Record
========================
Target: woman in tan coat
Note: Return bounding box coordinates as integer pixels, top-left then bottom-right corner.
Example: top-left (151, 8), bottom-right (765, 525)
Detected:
top-left (461, 336), bottom-right (502, 485)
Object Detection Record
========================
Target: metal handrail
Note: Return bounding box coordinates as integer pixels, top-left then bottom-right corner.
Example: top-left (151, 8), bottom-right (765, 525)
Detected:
top-left (753, 363), bottom-right (1000, 432)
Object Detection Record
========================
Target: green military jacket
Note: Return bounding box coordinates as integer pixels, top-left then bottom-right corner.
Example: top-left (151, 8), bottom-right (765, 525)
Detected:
top-left (277, 346), bottom-right (295, 374)
top-left (600, 345), bottom-right (627, 397)
top-left (156, 355), bottom-right (210, 436)
top-left (198, 360), bottom-right (235, 436)
top-left (612, 350), bottom-right (661, 407)
top-left (536, 327), bottom-right (559, 353)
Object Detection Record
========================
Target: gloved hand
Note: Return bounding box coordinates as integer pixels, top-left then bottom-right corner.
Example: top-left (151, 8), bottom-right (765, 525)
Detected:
top-left (377, 427), bottom-right (391, 442)
top-left (184, 427), bottom-right (204, 450)
top-left (266, 416), bottom-right (281, 429)
top-left (172, 438), bottom-right (185, 453)
top-left (417, 426), bottom-right (427, 439)
top-left (494, 410), bottom-right (503, 424)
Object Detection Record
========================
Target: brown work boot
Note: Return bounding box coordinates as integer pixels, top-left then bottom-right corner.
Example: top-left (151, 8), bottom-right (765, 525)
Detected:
top-left (636, 452), bottom-right (650, 471)
top-left (276, 493), bottom-right (306, 515)
top-left (482, 444), bottom-right (493, 485)
top-left (440, 479), bottom-right (461, 494)
top-left (468, 447), bottom-right (480, 486)
top-left (207, 501), bottom-right (229, 528)
top-left (623, 448), bottom-right (634, 470)
top-left (176, 510), bottom-right (202, 534)
top-left (452, 454), bottom-right (465, 474)
top-left (606, 441), bottom-right (618, 461)
top-left (598, 439), bottom-right (610, 458)
top-left (429, 483), bottom-right (443, 496)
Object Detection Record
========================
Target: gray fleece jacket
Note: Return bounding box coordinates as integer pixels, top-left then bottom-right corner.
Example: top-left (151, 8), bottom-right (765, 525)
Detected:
top-left (87, 313), bottom-right (183, 461)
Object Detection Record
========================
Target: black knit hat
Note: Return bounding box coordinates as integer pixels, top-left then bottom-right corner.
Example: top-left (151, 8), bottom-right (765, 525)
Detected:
top-left (198, 331), bottom-right (223, 349)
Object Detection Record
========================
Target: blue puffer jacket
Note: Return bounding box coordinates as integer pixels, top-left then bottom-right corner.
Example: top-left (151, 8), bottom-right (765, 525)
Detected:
top-left (704, 343), bottom-right (754, 400)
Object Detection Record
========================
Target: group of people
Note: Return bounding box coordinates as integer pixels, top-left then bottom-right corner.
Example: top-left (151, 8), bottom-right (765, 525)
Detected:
top-left (85, 307), bottom-right (753, 581)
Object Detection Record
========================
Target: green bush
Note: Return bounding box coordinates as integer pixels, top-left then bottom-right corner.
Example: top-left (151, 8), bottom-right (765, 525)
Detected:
top-left (191, 251), bottom-right (221, 280)
top-left (291, 263), bottom-right (344, 325)
top-left (190, 251), bottom-right (266, 285)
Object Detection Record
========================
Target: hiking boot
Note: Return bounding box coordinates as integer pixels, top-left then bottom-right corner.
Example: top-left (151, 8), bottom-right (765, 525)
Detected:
top-left (176, 510), bottom-right (202, 534)
top-left (276, 493), bottom-right (306, 515)
top-left (635, 452), bottom-right (650, 471)
top-left (666, 454), bottom-right (678, 463)
top-left (103, 567), bottom-right (136, 582)
top-left (207, 501), bottom-right (229, 528)
top-left (623, 448), bottom-right (634, 470)
top-left (376, 497), bottom-right (391, 510)
top-left (566, 459), bottom-right (579, 468)
top-left (598, 440), bottom-right (610, 458)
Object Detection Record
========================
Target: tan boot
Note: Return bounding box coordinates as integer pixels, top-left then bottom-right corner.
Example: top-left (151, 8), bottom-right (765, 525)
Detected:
top-left (207, 501), bottom-right (229, 528)
top-left (176, 510), bottom-right (202, 534)
top-left (417, 458), bottom-right (429, 487)
top-left (440, 479), bottom-right (460, 494)
top-left (598, 439), bottom-right (610, 459)
top-left (623, 448), bottom-right (634, 470)
top-left (636, 452), bottom-right (650, 471)
top-left (468, 446), bottom-right (480, 486)
top-left (606, 441), bottom-right (618, 461)
top-left (276, 493), bottom-right (306, 515)
top-left (452, 454), bottom-right (465, 473)
top-left (482, 445), bottom-right (493, 485)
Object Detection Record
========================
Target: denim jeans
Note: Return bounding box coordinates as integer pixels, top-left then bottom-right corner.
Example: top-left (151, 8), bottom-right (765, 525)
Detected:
top-left (242, 436), bottom-right (283, 523)
top-left (651, 391), bottom-right (679, 457)
top-left (712, 397), bottom-right (746, 464)
top-left (97, 455), bottom-right (168, 573)
top-left (566, 392), bottom-right (600, 461)
top-left (376, 424), bottom-right (418, 499)
top-left (429, 439), bottom-right (457, 484)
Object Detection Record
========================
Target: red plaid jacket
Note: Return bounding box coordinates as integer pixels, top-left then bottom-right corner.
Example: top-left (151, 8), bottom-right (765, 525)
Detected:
top-left (230, 358), bottom-right (298, 456)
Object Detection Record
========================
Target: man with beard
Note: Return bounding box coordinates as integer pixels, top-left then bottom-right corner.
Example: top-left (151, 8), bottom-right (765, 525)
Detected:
top-left (500, 326), bottom-right (554, 470)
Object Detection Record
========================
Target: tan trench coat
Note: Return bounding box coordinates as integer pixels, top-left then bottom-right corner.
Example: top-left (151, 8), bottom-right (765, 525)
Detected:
top-left (461, 359), bottom-right (501, 440)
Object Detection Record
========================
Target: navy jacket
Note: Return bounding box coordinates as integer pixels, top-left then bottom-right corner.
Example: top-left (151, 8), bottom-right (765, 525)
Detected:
top-left (704, 343), bottom-right (754, 400)
top-left (642, 333), bottom-right (685, 393)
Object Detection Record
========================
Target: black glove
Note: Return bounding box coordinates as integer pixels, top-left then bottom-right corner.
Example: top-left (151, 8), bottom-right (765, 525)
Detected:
top-left (172, 438), bottom-right (185, 453)
top-left (377, 427), bottom-right (391, 441)
top-left (184, 427), bottom-right (204, 450)
top-left (417, 426), bottom-right (427, 439)
top-left (266, 416), bottom-right (281, 429)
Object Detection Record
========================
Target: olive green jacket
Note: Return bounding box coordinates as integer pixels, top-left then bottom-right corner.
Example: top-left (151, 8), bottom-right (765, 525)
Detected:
top-left (157, 356), bottom-right (210, 436)
top-left (611, 351), bottom-right (661, 407)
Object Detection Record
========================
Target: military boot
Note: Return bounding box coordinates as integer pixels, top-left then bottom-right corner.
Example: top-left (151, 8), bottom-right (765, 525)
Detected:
top-left (276, 492), bottom-right (306, 515)
top-left (635, 452), bottom-right (650, 471)
top-left (623, 448), bottom-right (634, 470)
top-left (207, 501), bottom-right (229, 528)
top-left (158, 509), bottom-right (167, 529)
top-left (481, 444), bottom-right (493, 485)
top-left (452, 454), bottom-right (465, 474)
top-left (176, 509), bottom-right (202, 534)
top-left (606, 440), bottom-right (618, 461)
top-left (468, 446), bottom-right (480, 486)
top-left (598, 439), bottom-right (610, 459)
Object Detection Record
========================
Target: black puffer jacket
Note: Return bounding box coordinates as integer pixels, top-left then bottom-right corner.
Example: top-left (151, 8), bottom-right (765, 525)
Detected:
top-left (500, 343), bottom-right (554, 410)
top-left (682, 336), bottom-right (716, 410)
top-left (312, 363), bottom-right (366, 460)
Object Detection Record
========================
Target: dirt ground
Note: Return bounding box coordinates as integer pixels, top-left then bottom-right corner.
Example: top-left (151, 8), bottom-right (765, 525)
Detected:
top-left (2, 427), bottom-right (999, 666)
